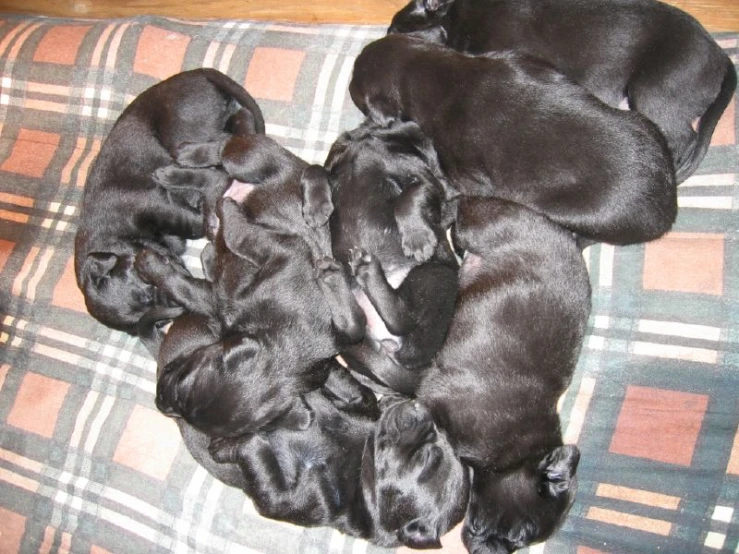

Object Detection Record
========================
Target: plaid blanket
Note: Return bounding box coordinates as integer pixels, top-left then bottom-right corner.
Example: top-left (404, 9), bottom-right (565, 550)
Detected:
top-left (0, 13), bottom-right (736, 554)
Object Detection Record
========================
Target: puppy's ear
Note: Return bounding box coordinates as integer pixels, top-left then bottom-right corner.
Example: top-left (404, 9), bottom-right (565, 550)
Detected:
top-left (301, 164), bottom-right (333, 228)
top-left (538, 445), bottom-right (580, 498)
top-left (219, 199), bottom-right (254, 260)
top-left (273, 396), bottom-right (315, 431)
top-left (397, 518), bottom-right (442, 550)
top-left (83, 252), bottom-right (118, 285)
top-left (221, 333), bottom-right (260, 365)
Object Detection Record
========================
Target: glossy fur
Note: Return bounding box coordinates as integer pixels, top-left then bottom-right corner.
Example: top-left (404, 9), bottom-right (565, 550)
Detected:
top-left (389, 0), bottom-right (737, 182)
top-left (325, 119), bottom-right (459, 394)
top-left (136, 133), bottom-right (366, 437)
top-left (74, 68), bottom-right (265, 334)
top-left (211, 393), bottom-right (470, 548)
top-left (416, 197), bottom-right (591, 553)
top-left (350, 34), bottom-right (678, 245)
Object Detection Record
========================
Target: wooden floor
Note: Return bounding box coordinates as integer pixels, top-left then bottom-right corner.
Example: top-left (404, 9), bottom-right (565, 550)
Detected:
top-left (0, 0), bottom-right (737, 31)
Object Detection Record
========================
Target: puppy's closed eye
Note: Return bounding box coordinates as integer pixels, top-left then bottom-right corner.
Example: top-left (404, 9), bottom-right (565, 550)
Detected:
top-left (384, 176), bottom-right (403, 196)
top-left (417, 445), bottom-right (443, 482)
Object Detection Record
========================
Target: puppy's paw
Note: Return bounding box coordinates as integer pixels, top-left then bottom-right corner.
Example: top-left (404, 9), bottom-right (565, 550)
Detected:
top-left (152, 165), bottom-right (182, 187)
top-left (314, 256), bottom-right (343, 281)
top-left (348, 248), bottom-right (372, 276)
top-left (348, 248), bottom-right (382, 290)
top-left (303, 197), bottom-right (333, 228)
top-left (401, 226), bottom-right (437, 262)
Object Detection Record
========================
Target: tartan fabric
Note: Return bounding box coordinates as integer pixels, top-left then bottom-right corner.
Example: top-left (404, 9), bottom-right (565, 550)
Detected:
top-left (0, 13), bottom-right (736, 554)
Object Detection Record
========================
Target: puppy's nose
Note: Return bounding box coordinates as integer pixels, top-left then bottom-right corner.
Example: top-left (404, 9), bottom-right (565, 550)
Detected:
top-left (155, 393), bottom-right (181, 418)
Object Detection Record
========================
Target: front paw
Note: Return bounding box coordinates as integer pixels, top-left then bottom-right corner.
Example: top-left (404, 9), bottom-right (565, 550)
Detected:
top-left (348, 248), bottom-right (381, 290)
top-left (401, 226), bottom-right (437, 262)
top-left (348, 248), bottom-right (372, 275)
top-left (314, 256), bottom-right (343, 281)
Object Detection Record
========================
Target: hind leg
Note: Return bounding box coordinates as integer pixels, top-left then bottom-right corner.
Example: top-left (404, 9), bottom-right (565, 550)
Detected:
top-left (628, 82), bottom-right (694, 169)
top-left (626, 48), bottom-right (722, 171)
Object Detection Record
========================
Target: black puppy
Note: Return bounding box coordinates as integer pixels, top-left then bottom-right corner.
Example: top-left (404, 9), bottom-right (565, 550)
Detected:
top-left (211, 388), bottom-right (470, 549)
top-left (137, 133), bottom-right (367, 437)
top-left (137, 311), bottom-right (250, 489)
top-left (415, 196), bottom-right (591, 553)
top-left (350, 34), bottom-right (677, 245)
top-left (140, 311), bottom-right (469, 549)
top-left (75, 68), bottom-right (265, 334)
top-left (324, 119), bottom-right (459, 394)
top-left (389, 0), bottom-right (737, 182)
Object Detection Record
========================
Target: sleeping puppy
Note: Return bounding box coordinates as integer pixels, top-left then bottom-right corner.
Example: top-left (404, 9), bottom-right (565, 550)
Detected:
top-left (210, 383), bottom-right (470, 549)
top-left (324, 119), bottom-right (459, 395)
top-left (415, 196), bottom-right (591, 553)
top-left (388, 0), bottom-right (737, 182)
top-left (350, 34), bottom-right (677, 246)
top-left (140, 308), bottom-right (468, 548)
top-left (137, 134), bottom-right (367, 437)
top-left (75, 68), bottom-right (265, 334)
top-left (137, 311), bottom-right (249, 489)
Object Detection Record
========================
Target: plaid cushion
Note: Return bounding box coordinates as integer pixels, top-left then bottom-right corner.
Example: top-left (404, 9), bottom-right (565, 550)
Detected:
top-left (0, 13), bottom-right (736, 554)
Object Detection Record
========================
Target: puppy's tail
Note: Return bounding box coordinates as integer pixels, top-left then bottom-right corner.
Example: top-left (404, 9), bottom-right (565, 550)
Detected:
top-left (676, 58), bottom-right (736, 183)
top-left (137, 306), bottom-right (186, 359)
top-left (202, 68), bottom-right (266, 135)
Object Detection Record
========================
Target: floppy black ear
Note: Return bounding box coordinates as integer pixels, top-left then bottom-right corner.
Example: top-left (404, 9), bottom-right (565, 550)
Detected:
top-left (219, 199), bottom-right (255, 260)
top-left (538, 445), bottom-right (580, 498)
top-left (273, 396), bottom-right (315, 431)
top-left (83, 252), bottom-right (119, 285)
top-left (300, 164), bottom-right (333, 228)
top-left (82, 252), bottom-right (118, 287)
top-left (397, 518), bottom-right (442, 550)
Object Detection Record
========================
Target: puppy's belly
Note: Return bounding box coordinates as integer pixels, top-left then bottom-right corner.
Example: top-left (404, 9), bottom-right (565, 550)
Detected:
top-left (354, 289), bottom-right (398, 350)
top-left (459, 251), bottom-right (483, 287)
top-left (224, 179), bottom-right (255, 203)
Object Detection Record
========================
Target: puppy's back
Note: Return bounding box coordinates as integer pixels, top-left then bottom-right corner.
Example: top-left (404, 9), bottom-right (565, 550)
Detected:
top-left (350, 35), bottom-right (677, 245)
top-left (419, 197), bottom-right (591, 465)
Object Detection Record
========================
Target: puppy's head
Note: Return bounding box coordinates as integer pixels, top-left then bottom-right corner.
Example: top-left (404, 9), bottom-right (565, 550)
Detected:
top-left (326, 119), bottom-right (455, 205)
top-left (362, 398), bottom-right (470, 549)
top-left (387, 0), bottom-right (451, 42)
top-left (463, 445), bottom-right (580, 554)
top-left (156, 334), bottom-right (316, 437)
top-left (78, 249), bottom-right (175, 334)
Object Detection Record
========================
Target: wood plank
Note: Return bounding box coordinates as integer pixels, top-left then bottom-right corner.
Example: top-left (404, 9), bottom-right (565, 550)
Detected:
top-left (0, 0), bottom-right (737, 31)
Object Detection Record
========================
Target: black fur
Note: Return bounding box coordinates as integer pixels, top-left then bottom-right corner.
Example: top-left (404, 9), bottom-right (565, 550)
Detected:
top-left (74, 68), bottom-right (265, 334)
top-left (138, 134), bottom-right (367, 437)
top-left (141, 312), bottom-right (470, 549)
top-left (210, 392), bottom-right (470, 548)
top-left (349, 34), bottom-right (678, 245)
top-left (324, 119), bottom-right (459, 394)
top-left (388, 0), bottom-right (737, 183)
top-left (416, 197), bottom-right (591, 553)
